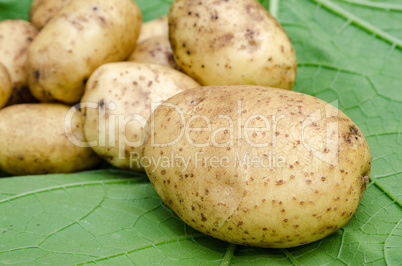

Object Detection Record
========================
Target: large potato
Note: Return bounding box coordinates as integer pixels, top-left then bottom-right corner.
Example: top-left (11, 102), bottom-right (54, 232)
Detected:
top-left (169, 0), bottom-right (297, 89)
top-left (81, 62), bottom-right (200, 171)
top-left (143, 85), bottom-right (372, 248)
top-left (0, 103), bottom-right (101, 176)
top-left (29, 0), bottom-right (72, 29)
top-left (128, 35), bottom-right (179, 69)
top-left (137, 15), bottom-right (168, 43)
top-left (0, 63), bottom-right (12, 108)
top-left (27, 0), bottom-right (142, 104)
top-left (0, 19), bottom-right (38, 105)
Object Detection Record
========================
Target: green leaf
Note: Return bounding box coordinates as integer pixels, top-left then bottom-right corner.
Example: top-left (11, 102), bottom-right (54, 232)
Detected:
top-left (0, 0), bottom-right (401, 265)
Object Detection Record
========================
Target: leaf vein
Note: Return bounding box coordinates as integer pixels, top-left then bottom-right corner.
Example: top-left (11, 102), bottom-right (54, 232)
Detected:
top-left (280, 248), bottom-right (299, 265)
top-left (76, 233), bottom-right (206, 265)
top-left (384, 218), bottom-right (402, 265)
top-left (219, 243), bottom-right (237, 266)
top-left (0, 178), bottom-right (148, 205)
top-left (370, 176), bottom-right (402, 208)
top-left (312, 0), bottom-right (402, 48)
top-left (336, 0), bottom-right (402, 11)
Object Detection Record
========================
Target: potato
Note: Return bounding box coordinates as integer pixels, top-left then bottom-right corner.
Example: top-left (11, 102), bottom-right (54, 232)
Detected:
top-left (0, 103), bottom-right (101, 176)
top-left (128, 35), bottom-right (179, 70)
top-left (29, 0), bottom-right (72, 29)
top-left (81, 62), bottom-right (200, 171)
top-left (168, 0), bottom-right (297, 90)
top-left (27, 0), bottom-right (142, 104)
top-left (137, 15), bottom-right (168, 43)
top-left (0, 19), bottom-right (38, 105)
top-left (0, 63), bottom-right (12, 109)
top-left (143, 85), bottom-right (372, 248)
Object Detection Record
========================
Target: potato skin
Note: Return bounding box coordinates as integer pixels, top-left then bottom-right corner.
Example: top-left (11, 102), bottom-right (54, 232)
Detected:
top-left (0, 103), bottom-right (101, 176)
top-left (137, 15), bottom-right (168, 43)
top-left (0, 19), bottom-right (38, 105)
top-left (27, 0), bottom-right (142, 104)
top-left (29, 0), bottom-right (72, 29)
top-left (143, 85), bottom-right (372, 248)
top-left (169, 0), bottom-right (297, 89)
top-left (81, 62), bottom-right (200, 171)
top-left (0, 63), bottom-right (12, 109)
top-left (128, 35), bottom-right (179, 70)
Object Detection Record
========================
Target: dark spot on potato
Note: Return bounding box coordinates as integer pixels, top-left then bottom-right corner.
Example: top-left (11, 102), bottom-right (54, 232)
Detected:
top-left (34, 70), bottom-right (40, 80)
top-left (98, 16), bottom-right (107, 24)
top-left (349, 125), bottom-right (358, 134)
top-left (201, 213), bottom-right (207, 222)
top-left (99, 99), bottom-right (105, 109)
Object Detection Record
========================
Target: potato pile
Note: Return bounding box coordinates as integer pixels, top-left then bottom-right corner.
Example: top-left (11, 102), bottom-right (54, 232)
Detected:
top-left (0, 0), bottom-right (371, 249)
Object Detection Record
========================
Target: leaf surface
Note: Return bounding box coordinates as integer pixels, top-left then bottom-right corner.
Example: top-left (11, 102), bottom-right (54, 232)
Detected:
top-left (0, 0), bottom-right (401, 265)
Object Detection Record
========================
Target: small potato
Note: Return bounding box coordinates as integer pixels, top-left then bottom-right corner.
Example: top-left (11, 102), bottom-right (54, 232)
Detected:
top-left (128, 35), bottom-right (178, 70)
top-left (81, 62), bottom-right (200, 171)
top-left (0, 103), bottom-right (101, 176)
top-left (27, 0), bottom-right (142, 104)
top-left (169, 0), bottom-right (297, 89)
top-left (0, 63), bottom-right (12, 109)
top-left (29, 0), bottom-right (72, 29)
top-left (143, 85), bottom-right (372, 248)
top-left (137, 15), bottom-right (168, 43)
top-left (0, 19), bottom-right (38, 105)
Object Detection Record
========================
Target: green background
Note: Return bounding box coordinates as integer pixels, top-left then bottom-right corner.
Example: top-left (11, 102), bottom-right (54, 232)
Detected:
top-left (0, 0), bottom-right (401, 264)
